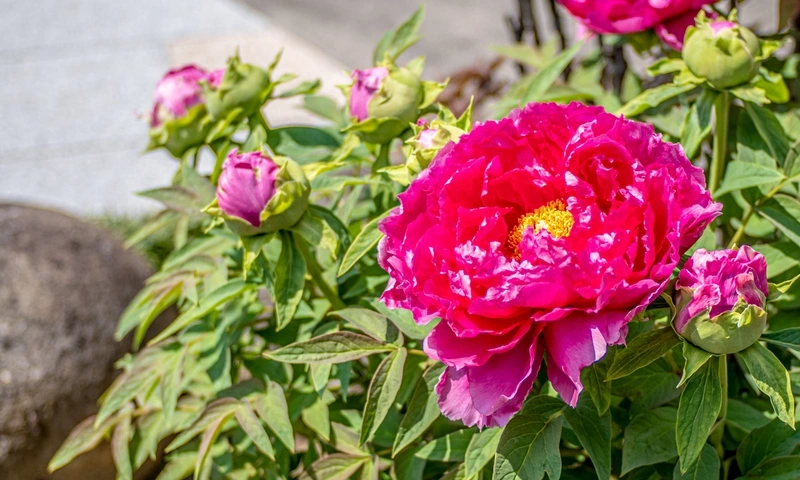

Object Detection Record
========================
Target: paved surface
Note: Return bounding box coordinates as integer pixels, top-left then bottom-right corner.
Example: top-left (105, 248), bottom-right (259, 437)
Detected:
top-left (0, 0), bottom-right (780, 216)
top-left (0, 0), bottom-right (348, 215)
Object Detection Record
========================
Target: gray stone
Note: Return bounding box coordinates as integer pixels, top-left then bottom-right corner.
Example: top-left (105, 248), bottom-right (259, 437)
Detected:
top-left (0, 204), bottom-right (160, 479)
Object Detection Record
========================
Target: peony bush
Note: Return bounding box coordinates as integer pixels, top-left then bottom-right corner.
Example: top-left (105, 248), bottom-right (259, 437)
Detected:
top-left (49, 4), bottom-right (800, 480)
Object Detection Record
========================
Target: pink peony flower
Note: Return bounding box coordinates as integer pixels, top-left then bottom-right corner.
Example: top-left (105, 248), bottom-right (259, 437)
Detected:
top-left (378, 102), bottom-right (721, 428)
top-left (150, 65), bottom-right (209, 127)
top-left (349, 67), bottom-right (389, 122)
top-left (217, 150), bottom-right (280, 227)
top-left (674, 246), bottom-right (768, 333)
top-left (559, 0), bottom-right (714, 50)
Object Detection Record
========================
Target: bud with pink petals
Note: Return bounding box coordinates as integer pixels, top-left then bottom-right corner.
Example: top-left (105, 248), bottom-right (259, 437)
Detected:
top-left (213, 150), bottom-right (310, 236)
top-left (674, 246), bottom-right (768, 354)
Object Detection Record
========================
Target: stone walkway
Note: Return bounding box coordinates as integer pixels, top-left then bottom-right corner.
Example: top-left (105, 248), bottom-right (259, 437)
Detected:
top-left (0, 0), bottom-right (348, 215)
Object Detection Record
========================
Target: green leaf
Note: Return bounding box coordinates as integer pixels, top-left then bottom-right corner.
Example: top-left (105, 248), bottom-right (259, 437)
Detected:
top-left (265, 331), bottom-right (395, 364)
top-left (96, 367), bottom-right (159, 426)
top-left (678, 342), bottom-right (713, 387)
top-left (160, 347), bottom-right (185, 425)
top-left (681, 89), bottom-right (717, 158)
top-left (277, 79), bottom-right (321, 98)
top-left (743, 455), bottom-right (800, 479)
top-left (156, 451), bottom-right (196, 480)
top-left (111, 413), bottom-right (133, 480)
top-left (254, 381), bottom-right (294, 452)
top-left (274, 231), bottom-right (306, 331)
top-left (373, 5), bottom-right (424, 63)
top-left (714, 161), bottom-right (786, 198)
top-left (676, 356), bottom-right (722, 473)
top-left (337, 212), bottom-right (389, 277)
top-left (758, 195), bottom-right (800, 248)
top-left (235, 402), bottom-right (275, 459)
top-left (617, 83), bottom-right (696, 118)
top-left (302, 396), bottom-right (331, 442)
top-left (753, 241), bottom-right (800, 278)
top-left (738, 418), bottom-right (800, 474)
top-left (124, 210), bottom-right (179, 248)
top-left (49, 415), bottom-right (118, 472)
top-left (581, 352), bottom-right (613, 415)
top-left (762, 328), bottom-right (800, 349)
top-left (607, 327), bottom-right (681, 380)
top-left (195, 413), bottom-right (230, 480)
top-left (299, 454), bottom-right (369, 480)
top-left (366, 298), bottom-right (436, 341)
top-left (415, 429), bottom-right (475, 462)
top-left (166, 398), bottom-right (239, 452)
top-left (149, 279), bottom-right (255, 344)
top-left (303, 95), bottom-right (347, 127)
top-left (393, 363), bottom-right (446, 455)
top-left (673, 443), bottom-right (720, 480)
top-left (360, 348), bottom-right (407, 445)
top-left (737, 342), bottom-right (795, 427)
top-left (745, 102), bottom-right (791, 165)
top-left (783, 137), bottom-right (800, 179)
top-left (493, 396), bottom-right (564, 480)
top-left (331, 307), bottom-right (401, 344)
top-left (464, 427), bottom-right (503, 479)
top-left (519, 39), bottom-right (585, 106)
top-left (621, 407), bottom-right (678, 475)
top-left (137, 185), bottom-right (202, 212)
top-left (562, 395), bottom-right (611, 480)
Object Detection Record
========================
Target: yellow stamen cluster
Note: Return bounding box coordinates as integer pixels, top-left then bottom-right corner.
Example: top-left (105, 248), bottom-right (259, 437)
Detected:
top-left (506, 199), bottom-right (574, 259)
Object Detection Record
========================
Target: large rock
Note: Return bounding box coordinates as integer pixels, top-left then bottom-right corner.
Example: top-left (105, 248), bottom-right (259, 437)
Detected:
top-left (0, 205), bottom-right (160, 479)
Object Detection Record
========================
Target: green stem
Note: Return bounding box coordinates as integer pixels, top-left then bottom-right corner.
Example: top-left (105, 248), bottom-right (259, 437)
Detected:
top-left (407, 349), bottom-right (427, 357)
top-left (728, 182), bottom-right (785, 248)
top-left (373, 142), bottom-right (391, 173)
top-left (295, 237), bottom-right (346, 310)
top-left (709, 91), bottom-right (731, 196)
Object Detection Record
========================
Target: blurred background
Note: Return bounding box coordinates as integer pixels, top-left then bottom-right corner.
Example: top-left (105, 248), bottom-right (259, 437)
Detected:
top-left (0, 0), bottom-right (788, 478)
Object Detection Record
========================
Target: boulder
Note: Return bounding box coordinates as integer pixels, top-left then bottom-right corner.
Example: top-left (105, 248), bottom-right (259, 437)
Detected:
top-left (0, 204), bottom-right (162, 479)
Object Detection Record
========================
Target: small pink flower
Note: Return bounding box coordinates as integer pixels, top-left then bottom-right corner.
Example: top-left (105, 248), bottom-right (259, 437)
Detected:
top-left (217, 150), bottom-right (280, 227)
top-left (559, 0), bottom-right (714, 50)
top-left (349, 67), bottom-right (389, 122)
top-left (206, 69), bottom-right (226, 89)
top-left (674, 246), bottom-right (768, 333)
top-left (150, 65), bottom-right (209, 127)
top-left (378, 102), bottom-right (720, 428)
top-left (417, 128), bottom-right (438, 149)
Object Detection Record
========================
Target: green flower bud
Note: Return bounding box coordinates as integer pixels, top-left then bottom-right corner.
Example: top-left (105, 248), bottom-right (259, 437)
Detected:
top-left (147, 104), bottom-right (212, 158)
top-left (682, 17), bottom-right (762, 90)
top-left (677, 296), bottom-right (768, 355)
top-left (204, 55), bottom-right (272, 121)
top-left (406, 120), bottom-right (464, 175)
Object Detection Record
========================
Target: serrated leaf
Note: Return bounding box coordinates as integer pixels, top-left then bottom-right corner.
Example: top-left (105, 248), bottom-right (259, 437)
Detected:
top-left (617, 83), bottom-right (696, 118)
top-left (254, 380), bottom-right (295, 452)
top-left (714, 161), bottom-right (786, 198)
top-left (563, 395), bottom-right (611, 480)
top-left (360, 348), bottom-right (406, 445)
top-left (737, 342), bottom-right (795, 427)
top-left (331, 307), bottom-right (401, 344)
top-left (621, 407), bottom-right (678, 475)
top-left (300, 454), bottom-right (369, 480)
top-left (678, 342), bottom-right (713, 387)
top-left (48, 415), bottom-right (118, 473)
top-left (337, 212), bottom-right (389, 277)
top-left (738, 418), bottom-right (800, 474)
top-left (415, 429), bottom-right (475, 462)
top-left (464, 427), bottom-right (503, 479)
top-left (673, 443), bottom-right (719, 480)
top-left (393, 363), bottom-right (446, 455)
top-left (266, 332), bottom-right (395, 364)
top-left (758, 195), bottom-right (800, 248)
top-left (745, 102), bottom-right (791, 165)
top-left (761, 328), bottom-right (800, 349)
top-left (676, 356), bottom-right (722, 473)
top-left (235, 403), bottom-right (275, 459)
top-left (493, 396), bottom-right (564, 480)
top-left (607, 327), bottom-right (681, 380)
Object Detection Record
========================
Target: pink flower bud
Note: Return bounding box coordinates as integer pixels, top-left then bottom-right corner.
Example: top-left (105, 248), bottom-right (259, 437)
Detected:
top-left (417, 128), bottom-right (438, 149)
top-left (206, 69), bottom-right (226, 89)
top-left (674, 246), bottom-right (768, 354)
top-left (349, 67), bottom-right (389, 122)
top-left (150, 66), bottom-right (208, 127)
top-left (217, 150), bottom-right (280, 227)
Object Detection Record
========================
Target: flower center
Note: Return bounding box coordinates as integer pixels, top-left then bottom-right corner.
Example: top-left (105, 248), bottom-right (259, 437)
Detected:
top-left (506, 199), bottom-right (574, 259)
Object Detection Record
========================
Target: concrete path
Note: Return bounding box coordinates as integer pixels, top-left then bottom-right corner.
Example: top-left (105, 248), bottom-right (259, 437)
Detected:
top-left (0, 0), bottom-right (348, 216)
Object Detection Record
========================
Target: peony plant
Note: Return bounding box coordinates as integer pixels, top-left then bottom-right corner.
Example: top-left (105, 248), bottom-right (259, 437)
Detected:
top-left (50, 4), bottom-right (800, 480)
